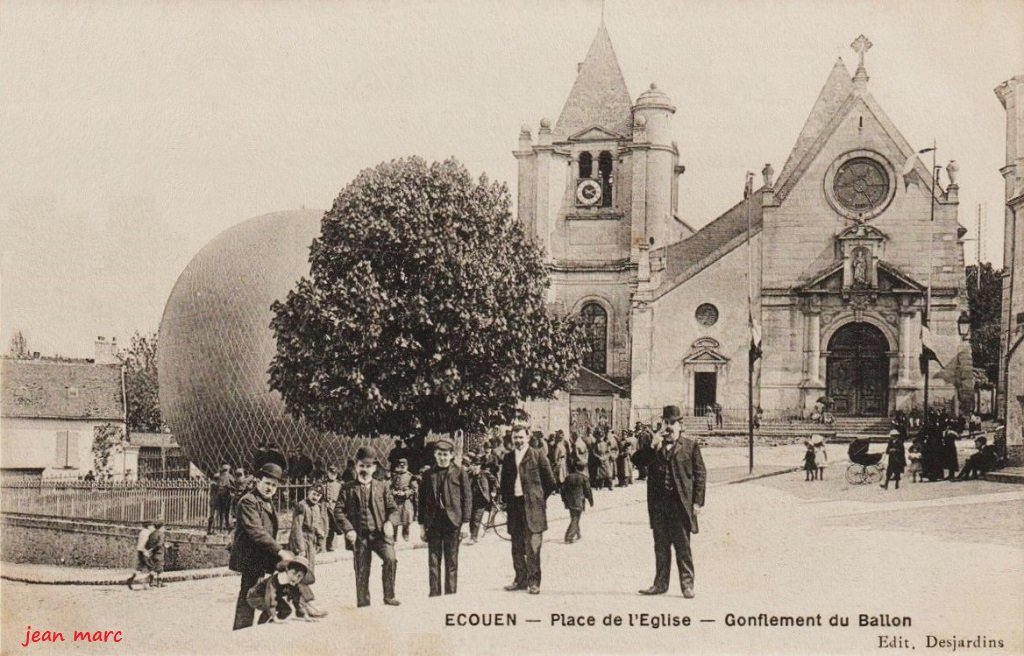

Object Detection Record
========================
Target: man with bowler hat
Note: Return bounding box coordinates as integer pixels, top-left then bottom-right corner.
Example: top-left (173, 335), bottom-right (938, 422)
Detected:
top-left (229, 462), bottom-right (295, 629)
top-left (334, 446), bottom-right (401, 607)
top-left (418, 438), bottom-right (472, 596)
top-left (500, 410), bottom-right (556, 595)
top-left (632, 405), bottom-right (706, 599)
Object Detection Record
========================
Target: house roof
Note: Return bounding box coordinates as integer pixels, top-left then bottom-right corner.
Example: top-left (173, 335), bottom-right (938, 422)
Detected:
top-left (1, 357), bottom-right (125, 421)
top-left (553, 23), bottom-right (633, 141)
top-left (653, 189), bottom-right (765, 298)
top-left (571, 367), bottom-right (629, 396)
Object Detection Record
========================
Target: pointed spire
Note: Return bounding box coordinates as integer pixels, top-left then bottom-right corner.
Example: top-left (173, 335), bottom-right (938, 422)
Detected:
top-left (553, 23), bottom-right (633, 140)
top-left (776, 57), bottom-right (855, 186)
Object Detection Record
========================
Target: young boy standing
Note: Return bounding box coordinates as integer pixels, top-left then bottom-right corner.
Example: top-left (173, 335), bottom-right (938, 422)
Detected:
top-left (560, 462), bottom-right (593, 543)
top-left (334, 447), bottom-right (401, 607)
top-left (127, 519), bottom-right (155, 590)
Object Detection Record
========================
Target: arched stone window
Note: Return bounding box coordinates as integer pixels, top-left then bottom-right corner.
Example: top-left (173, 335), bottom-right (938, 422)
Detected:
top-left (598, 151), bottom-right (614, 207)
top-left (579, 152), bottom-right (593, 179)
top-left (579, 302), bottom-right (608, 374)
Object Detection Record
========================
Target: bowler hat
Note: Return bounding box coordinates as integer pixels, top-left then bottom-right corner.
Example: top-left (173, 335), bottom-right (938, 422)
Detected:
top-left (662, 405), bottom-right (682, 422)
top-left (257, 463), bottom-right (286, 482)
top-left (355, 446), bottom-right (377, 463)
top-left (433, 438), bottom-right (455, 451)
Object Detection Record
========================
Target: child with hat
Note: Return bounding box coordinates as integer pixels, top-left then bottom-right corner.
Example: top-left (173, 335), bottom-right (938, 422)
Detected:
top-left (389, 458), bottom-right (417, 542)
top-left (334, 446), bottom-right (401, 607)
top-left (246, 556), bottom-right (316, 623)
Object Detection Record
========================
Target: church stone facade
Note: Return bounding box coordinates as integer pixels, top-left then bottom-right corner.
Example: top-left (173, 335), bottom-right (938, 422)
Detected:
top-left (519, 27), bottom-right (969, 433)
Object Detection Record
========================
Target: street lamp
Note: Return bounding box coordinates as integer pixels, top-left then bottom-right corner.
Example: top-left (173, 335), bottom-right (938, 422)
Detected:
top-left (957, 310), bottom-right (971, 340)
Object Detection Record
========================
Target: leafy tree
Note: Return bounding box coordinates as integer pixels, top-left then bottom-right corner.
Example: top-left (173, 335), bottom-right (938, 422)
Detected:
top-left (119, 331), bottom-right (163, 432)
top-left (7, 330), bottom-right (31, 358)
top-left (966, 262), bottom-right (1002, 385)
top-left (92, 423), bottom-right (125, 478)
top-left (269, 157), bottom-right (586, 445)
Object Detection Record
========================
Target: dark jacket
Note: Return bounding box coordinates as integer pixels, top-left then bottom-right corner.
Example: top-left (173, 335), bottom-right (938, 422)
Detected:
top-left (418, 464), bottom-right (472, 529)
top-left (633, 437), bottom-right (707, 534)
top-left (499, 445), bottom-right (557, 533)
top-left (333, 479), bottom-right (399, 535)
top-left (470, 471), bottom-right (497, 509)
top-left (560, 471), bottom-right (593, 512)
top-left (229, 490), bottom-right (281, 574)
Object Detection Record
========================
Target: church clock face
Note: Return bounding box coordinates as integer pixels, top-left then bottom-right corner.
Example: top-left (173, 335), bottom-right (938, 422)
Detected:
top-left (824, 151), bottom-right (896, 221)
top-left (576, 179), bottom-right (602, 207)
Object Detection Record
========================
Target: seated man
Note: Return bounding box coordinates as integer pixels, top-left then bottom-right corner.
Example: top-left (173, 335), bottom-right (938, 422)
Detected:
top-left (956, 437), bottom-right (998, 480)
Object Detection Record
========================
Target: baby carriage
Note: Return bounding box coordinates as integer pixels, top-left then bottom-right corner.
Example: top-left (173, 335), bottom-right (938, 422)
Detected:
top-left (845, 437), bottom-right (885, 485)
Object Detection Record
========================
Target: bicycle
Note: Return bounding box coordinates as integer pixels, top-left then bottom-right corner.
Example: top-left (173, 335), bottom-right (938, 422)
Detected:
top-left (480, 502), bottom-right (511, 541)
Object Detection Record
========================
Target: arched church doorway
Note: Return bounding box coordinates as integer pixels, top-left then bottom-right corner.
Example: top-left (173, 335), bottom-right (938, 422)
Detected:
top-left (826, 322), bottom-right (890, 416)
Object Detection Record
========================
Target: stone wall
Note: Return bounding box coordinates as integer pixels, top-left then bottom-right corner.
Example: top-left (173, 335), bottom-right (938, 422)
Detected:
top-left (0, 514), bottom-right (231, 570)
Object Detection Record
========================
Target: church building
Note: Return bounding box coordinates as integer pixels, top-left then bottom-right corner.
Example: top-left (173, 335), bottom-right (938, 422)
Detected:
top-left (517, 25), bottom-right (970, 433)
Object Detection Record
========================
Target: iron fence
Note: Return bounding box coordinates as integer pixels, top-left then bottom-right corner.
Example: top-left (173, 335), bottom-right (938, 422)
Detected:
top-left (0, 477), bottom-right (318, 529)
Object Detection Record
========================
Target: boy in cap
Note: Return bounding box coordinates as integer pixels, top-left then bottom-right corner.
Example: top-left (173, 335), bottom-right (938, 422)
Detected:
top-left (144, 521), bottom-right (166, 587)
top-left (334, 447), bottom-right (401, 607)
top-left (389, 458), bottom-right (417, 542)
top-left (560, 461), bottom-right (593, 543)
top-left (418, 438), bottom-right (472, 596)
top-left (127, 519), bottom-right (155, 590)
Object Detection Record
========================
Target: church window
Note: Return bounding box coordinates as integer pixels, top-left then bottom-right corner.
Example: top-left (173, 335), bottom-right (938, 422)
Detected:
top-left (695, 303), bottom-right (719, 327)
top-left (579, 302), bottom-right (608, 373)
top-left (598, 151), bottom-right (614, 207)
top-left (579, 152), bottom-right (593, 179)
top-left (833, 157), bottom-right (890, 213)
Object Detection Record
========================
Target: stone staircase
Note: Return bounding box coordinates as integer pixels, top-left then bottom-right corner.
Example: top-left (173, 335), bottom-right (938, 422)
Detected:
top-left (677, 415), bottom-right (891, 443)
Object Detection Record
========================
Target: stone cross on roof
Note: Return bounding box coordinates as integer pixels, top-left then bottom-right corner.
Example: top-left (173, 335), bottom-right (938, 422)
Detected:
top-left (851, 34), bottom-right (873, 82)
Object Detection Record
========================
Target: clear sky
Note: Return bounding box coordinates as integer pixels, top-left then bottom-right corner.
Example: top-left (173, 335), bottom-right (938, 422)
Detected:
top-left (2, 0), bottom-right (1022, 359)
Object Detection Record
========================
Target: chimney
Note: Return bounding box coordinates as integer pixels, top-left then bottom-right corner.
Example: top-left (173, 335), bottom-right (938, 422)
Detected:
top-left (94, 336), bottom-right (118, 364)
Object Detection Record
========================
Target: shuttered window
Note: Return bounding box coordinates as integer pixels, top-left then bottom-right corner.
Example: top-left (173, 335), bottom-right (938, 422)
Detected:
top-left (54, 431), bottom-right (81, 468)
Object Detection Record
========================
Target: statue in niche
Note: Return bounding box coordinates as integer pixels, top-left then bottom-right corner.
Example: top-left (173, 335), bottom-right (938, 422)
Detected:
top-left (852, 248), bottom-right (870, 287)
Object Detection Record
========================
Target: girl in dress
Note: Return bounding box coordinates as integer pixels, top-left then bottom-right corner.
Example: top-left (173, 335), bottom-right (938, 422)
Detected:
top-left (803, 442), bottom-right (817, 481)
top-left (907, 438), bottom-right (923, 483)
top-left (811, 435), bottom-right (828, 481)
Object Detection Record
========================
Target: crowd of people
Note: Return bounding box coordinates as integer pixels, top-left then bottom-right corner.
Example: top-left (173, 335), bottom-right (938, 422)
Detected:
top-left (220, 405), bottom-right (705, 629)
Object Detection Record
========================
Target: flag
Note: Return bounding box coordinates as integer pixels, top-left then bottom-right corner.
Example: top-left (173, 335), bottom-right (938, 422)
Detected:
top-left (744, 172), bottom-right (754, 199)
top-left (901, 147), bottom-right (934, 191)
top-left (749, 313), bottom-right (762, 365)
top-left (919, 323), bottom-right (943, 373)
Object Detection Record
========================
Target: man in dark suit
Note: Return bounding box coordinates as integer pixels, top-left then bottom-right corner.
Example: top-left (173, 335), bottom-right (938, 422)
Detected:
top-left (229, 463), bottom-right (294, 629)
top-left (500, 412), bottom-right (556, 594)
top-left (418, 439), bottom-right (472, 596)
top-left (633, 405), bottom-right (706, 599)
top-left (334, 447), bottom-right (401, 607)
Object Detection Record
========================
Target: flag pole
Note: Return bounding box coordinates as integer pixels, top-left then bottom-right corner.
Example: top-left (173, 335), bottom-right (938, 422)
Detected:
top-left (924, 140), bottom-right (936, 421)
top-left (746, 171), bottom-right (755, 474)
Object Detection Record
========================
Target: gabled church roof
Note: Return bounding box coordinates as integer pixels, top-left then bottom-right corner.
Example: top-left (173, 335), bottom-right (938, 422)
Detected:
top-left (773, 52), bottom-right (938, 199)
top-left (776, 58), bottom-right (854, 188)
top-left (553, 23), bottom-right (633, 141)
top-left (653, 189), bottom-right (765, 298)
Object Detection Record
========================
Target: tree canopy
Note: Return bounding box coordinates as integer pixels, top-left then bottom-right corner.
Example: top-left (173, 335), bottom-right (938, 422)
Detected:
top-left (269, 157), bottom-right (586, 440)
top-left (7, 330), bottom-right (31, 359)
top-left (120, 331), bottom-right (163, 432)
top-left (966, 262), bottom-right (1001, 385)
